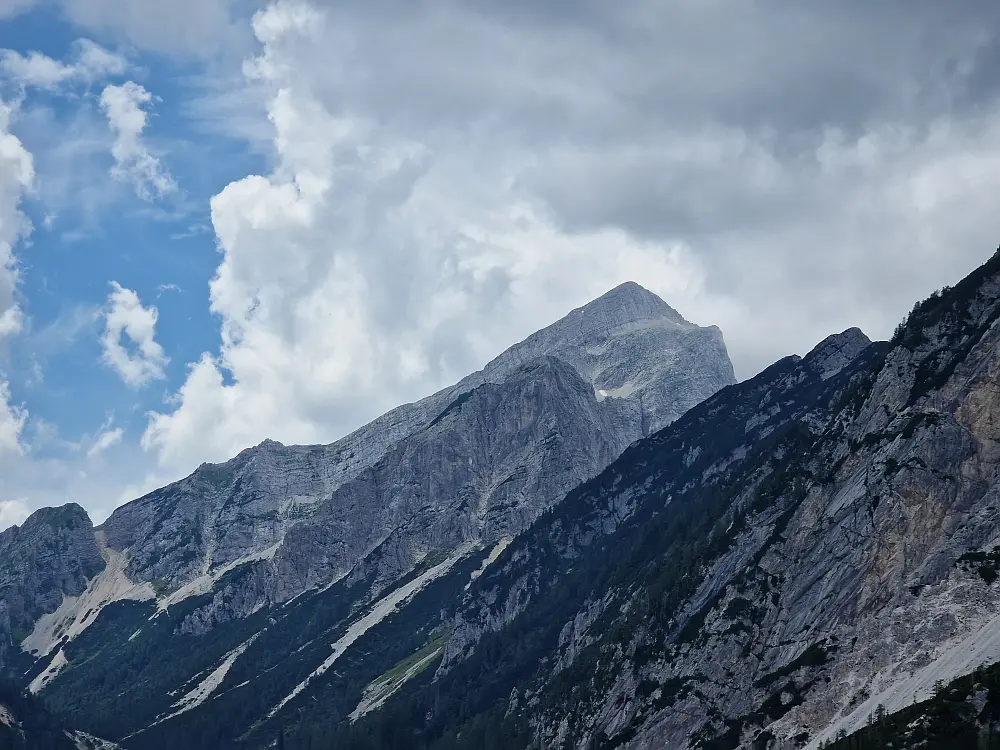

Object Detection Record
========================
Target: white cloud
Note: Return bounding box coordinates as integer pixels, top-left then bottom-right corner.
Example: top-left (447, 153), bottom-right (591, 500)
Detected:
top-left (0, 99), bottom-right (33, 341)
top-left (100, 282), bottom-right (169, 388)
top-left (137, 0), bottom-right (1000, 484)
top-left (100, 82), bottom-right (177, 200)
top-left (0, 99), bottom-right (33, 460)
top-left (0, 498), bottom-right (29, 530)
top-left (140, 1), bottom-right (708, 474)
top-left (0, 39), bottom-right (127, 90)
top-left (87, 425), bottom-right (124, 458)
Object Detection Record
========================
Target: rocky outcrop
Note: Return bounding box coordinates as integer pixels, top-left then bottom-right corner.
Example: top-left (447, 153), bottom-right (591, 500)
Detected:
top-left (0, 505), bottom-right (104, 671)
top-left (18, 253), bottom-right (1000, 750)
top-left (0, 282), bottom-right (733, 746)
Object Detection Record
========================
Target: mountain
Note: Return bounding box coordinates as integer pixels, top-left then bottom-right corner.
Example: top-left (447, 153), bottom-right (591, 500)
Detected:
top-left (0, 506), bottom-right (104, 677)
top-left (0, 282), bottom-right (736, 746)
top-left (322, 249), bottom-right (1000, 750)
top-left (12, 250), bottom-right (1000, 750)
top-left (92, 283), bottom-right (731, 621)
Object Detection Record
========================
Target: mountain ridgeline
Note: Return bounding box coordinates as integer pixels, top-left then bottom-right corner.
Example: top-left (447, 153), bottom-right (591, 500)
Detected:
top-left (5, 255), bottom-right (1000, 749)
top-left (0, 282), bottom-right (734, 746)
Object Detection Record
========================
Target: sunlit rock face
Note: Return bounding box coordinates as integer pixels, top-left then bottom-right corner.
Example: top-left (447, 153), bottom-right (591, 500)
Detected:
top-left (8, 281), bottom-right (734, 655)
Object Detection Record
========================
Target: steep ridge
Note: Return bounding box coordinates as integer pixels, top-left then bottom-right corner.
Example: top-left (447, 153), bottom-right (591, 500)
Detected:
top-left (323, 249), bottom-right (1000, 750)
top-left (0, 506), bottom-right (104, 673)
top-left (92, 325), bottom-right (872, 750)
top-left (323, 326), bottom-right (882, 750)
top-left (0, 282), bottom-right (735, 745)
top-left (91, 281), bottom-right (730, 613)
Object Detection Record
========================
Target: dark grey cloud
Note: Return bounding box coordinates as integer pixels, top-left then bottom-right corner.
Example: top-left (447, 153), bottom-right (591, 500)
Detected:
top-left (218, 0), bottom-right (1000, 380)
top-left (302, 0), bottom-right (999, 136)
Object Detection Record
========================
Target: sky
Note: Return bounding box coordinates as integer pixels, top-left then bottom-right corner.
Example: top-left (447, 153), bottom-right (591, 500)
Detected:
top-left (0, 0), bottom-right (999, 529)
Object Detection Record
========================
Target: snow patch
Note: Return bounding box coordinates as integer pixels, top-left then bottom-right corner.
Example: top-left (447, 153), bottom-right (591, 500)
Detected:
top-left (595, 382), bottom-right (637, 401)
top-left (350, 647), bottom-right (443, 721)
top-left (154, 633), bottom-right (261, 723)
top-left (267, 547), bottom-right (471, 719)
top-left (0, 703), bottom-right (16, 727)
top-left (71, 732), bottom-right (120, 749)
top-left (156, 542), bottom-right (281, 612)
top-left (29, 648), bottom-right (68, 693)
top-left (22, 542), bottom-right (154, 659)
top-left (467, 537), bottom-right (512, 589)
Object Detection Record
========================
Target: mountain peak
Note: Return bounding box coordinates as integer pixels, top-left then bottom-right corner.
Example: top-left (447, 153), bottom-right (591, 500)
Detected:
top-left (19, 503), bottom-right (93, 532)
top-left (577, 281), bottom-right (688, 326)
top-left (805, 327), bottom-right (873, 380)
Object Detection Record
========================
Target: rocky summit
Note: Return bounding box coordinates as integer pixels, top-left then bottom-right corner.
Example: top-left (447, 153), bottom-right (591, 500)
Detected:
top-left (8, 253), bottom-right (1000, 749)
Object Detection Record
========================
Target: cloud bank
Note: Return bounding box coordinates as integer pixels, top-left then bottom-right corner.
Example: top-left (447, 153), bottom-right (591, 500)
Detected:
top-left (140, 0), bottom-right (1000, 480)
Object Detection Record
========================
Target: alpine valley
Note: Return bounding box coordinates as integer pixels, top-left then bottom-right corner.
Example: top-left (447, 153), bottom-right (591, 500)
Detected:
top-left (6, 252), bottom-right (1000, 749)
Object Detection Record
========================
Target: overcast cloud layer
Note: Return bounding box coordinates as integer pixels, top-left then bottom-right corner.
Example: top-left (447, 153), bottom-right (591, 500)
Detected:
top-left (1, 0), bottom-right (1000, 523)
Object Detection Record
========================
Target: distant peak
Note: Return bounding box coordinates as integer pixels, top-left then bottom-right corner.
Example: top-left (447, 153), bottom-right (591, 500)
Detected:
top-left (604, 281), bottom-right (649, 297)
top-left (805, 327), bottom-right (872, 380)
top-left (21, 503), bottom-right (93, 531)
top-left (577, 281), bottom-right (688, 326)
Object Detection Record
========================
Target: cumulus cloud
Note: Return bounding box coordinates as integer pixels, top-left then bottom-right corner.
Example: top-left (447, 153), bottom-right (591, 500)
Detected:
top-left (100, 82), bottom-right (177, 200)
top-left (139, 1), bottom-right (710, 473)
top-left (0, 100), bottom-right (33, 341)
top-left (0, 39), bottom-right (127, 89)
top-left (0, 99), bottom-right (33, 460)
top-left (0, 498), bottom-right (29, 530)
top-left (136, 0), bottom-right (1000, 481)
top-left (100, 282), bottom-right (168, 388)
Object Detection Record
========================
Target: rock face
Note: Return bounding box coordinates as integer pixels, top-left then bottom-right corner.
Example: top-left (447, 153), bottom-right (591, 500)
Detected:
top-left (0, 505), bottom-right (103, 670)
top-left (97, 281), bottom-right (734, 623)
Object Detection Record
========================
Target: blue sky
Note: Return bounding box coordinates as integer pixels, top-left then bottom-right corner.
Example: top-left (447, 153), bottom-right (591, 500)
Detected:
top-left (0, 0), bottom-right (998, 528)
top-left (0, 4), bottom-right (261, 523)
